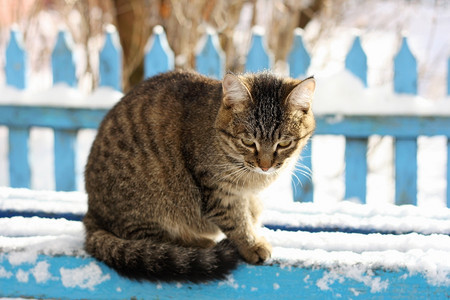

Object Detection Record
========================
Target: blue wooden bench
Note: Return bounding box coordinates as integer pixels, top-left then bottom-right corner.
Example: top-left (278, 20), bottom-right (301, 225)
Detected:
top-left (1, 26), bottom-right (449, 299)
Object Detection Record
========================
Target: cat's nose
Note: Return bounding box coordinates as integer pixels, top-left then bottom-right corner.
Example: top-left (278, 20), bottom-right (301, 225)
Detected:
top-left (260, 167), bottom-right (270, 172)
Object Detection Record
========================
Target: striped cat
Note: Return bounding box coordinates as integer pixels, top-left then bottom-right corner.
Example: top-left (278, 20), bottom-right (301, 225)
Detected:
top-left (83, 70), bottom-right (316, 282)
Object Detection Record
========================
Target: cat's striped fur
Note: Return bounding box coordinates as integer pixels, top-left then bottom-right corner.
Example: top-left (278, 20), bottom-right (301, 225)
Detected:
top-left (83, 70), bottom-right (316, 282)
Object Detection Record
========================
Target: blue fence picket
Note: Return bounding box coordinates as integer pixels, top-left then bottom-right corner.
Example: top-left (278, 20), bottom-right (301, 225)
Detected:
top-left (5, 29), bottom-right (26, 89)
top-left (196, 30), bottom-right (224, 79)
top-left (54, 130), bottom-right (76, 191)
top-left (8, 128), bottom-right (30, 189)
top-left (448, 58), bottom-right (450, 96)
top-left (395, 138), bottom-right (418, 205)
top-left (393, 37), bottom-right (418, 205)
top-left (394, 37), bottom-right (417, 94)
top-left (245, 27), bottom-right (271, 72)
top-left (345, 36), bottom-right (367, 86)
top-left (344, 138), bottom-right (367, 203)
top-left (99, 28), bottom-right (122, 91)
top-left (292, 140), bottom-right (313, 202)
top-left (144, 26), bottom-right (174, 78)
top-left (289, 29), bottom-right (313, 201)
top-left (51, 30), bottom-right (78, 190)
top-left (288, 28), bottom-right (310, 78)
top-left (344, 37), bottom-right (368, 203)
top-left (5, 30), bottom-right (29, 188)
top-left (51, 31), bottom-right (76, 87)
top-left (447, 139), bottom-right (450, 208)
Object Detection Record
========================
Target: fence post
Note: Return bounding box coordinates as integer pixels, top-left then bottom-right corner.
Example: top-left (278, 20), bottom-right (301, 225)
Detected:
top-left (6, 29), bottom-right (30, 188)
top-left (196, 29), bottom-right (224, 79)
top-left (344, 36), bottom-right (368, 203)
top-left (393, 37), bottom-right (418, 205)
top-left (99, 26), bottom-right (122, 91)
top-left (288, 28), bottom-right (310, 78)
top-left (144, 26), bottom-right (174, 78)
top-left (51, 30), bottom-right (77, 191)
top-left (245, 27), bottom-right (271, 72)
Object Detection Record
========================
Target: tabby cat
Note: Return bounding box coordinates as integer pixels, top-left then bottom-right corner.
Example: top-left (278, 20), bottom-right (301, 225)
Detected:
top-left (83, 70), bottom-right (316, 282)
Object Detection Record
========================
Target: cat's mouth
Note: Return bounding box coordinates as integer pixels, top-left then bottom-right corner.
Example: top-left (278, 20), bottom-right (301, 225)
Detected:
top-left (254, 167), bottom-right (277, 175)
top-left (244, 162), bottom-right (278, 175)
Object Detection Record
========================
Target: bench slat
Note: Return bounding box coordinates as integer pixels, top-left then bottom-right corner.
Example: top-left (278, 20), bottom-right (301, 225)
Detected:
top-left (0, 254), bottom-right (446, 299)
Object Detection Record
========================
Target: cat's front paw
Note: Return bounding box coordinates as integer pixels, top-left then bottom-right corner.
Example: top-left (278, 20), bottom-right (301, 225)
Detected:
top-left (238, 237), bottom-right (272, 264)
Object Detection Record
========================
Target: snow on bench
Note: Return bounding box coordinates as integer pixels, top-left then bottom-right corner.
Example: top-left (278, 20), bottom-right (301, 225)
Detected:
top-left (0, 187), bottom-right (449, 298)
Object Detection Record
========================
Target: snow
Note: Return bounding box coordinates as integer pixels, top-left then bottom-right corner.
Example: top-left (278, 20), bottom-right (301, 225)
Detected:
top-left (60, 261), bottom-right (111, 291)
top-left (0, 84), bottom-right (123, 108)
top-left (0, 187), bottom-right (449, 288)
top-left (0, 187), bottom-right (87, 215)
top-left (313, 70), bottom-right (450, 116)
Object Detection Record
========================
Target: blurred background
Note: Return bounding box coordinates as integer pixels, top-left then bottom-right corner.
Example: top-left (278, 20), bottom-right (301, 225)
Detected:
top-left (0, 0), bottom-right (449, 97)
top-left (0, 0), bottom-right (449, 206)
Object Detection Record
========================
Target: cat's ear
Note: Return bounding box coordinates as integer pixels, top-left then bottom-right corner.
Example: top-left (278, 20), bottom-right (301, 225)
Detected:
top-left (222, 74), bottom-right (251, 111)
top-left (286, 77), bottom-right (315, 112)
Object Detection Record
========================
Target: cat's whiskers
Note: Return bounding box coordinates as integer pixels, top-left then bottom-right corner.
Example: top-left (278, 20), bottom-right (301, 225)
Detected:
top-left (289, 160), bottom-right (313, 193)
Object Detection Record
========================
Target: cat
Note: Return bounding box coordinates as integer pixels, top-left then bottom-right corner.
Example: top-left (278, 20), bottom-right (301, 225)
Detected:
top-left (83, 70), bottom-right (316, 282)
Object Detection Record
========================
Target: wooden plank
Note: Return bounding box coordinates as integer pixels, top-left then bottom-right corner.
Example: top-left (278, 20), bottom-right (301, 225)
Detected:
top-left (245, 27), bottom-right (271, 72)
top-left (314, 115), bottom-right (450, 138)
top-left (292, 140), bottom-right (313, 202)
top-left (0, 106), bottom-right (107, 130)
top-left (345, 138), bottom-right (367, 203)
top-left (2, 108), bottom-right (450, 139)
top-left (8, 127), bottom-right (30, 188)
top-left (99, 28), bottom-right (122, 91)
top-left (144, 25), bottom-right (174, 78)
top-left (2, 107), bottom-right (450, 139)
top-left (196, 30), bottom-right (225, 79)
top-left (5, 29), bottom-right (26, 89)
top-left (54, 129), bottom-right (77, 191)
top-left (288, 28), bottom-right (310, 78)
top-left (394, 37), bottom-right (417, 94)
top-left (52, 31), bottom-right (77, 87)
top-left (0, 254), bottom-right (447, 299)
top-left (345, 36), bottom-right (367, 87)
top-left (395, 138), bottom-right (418, 205)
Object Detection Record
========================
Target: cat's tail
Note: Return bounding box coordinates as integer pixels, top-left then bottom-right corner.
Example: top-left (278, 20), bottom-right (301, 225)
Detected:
top-left (84, 228), bottom-right (240, 283)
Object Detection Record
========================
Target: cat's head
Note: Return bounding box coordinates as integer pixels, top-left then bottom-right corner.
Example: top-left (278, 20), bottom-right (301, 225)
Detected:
top-left (215, 72), bottom-right (316, 175)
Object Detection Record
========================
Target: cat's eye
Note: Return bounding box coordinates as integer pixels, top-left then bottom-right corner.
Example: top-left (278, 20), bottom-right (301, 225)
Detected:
top-left (278, 140), bottom-right (292, 148)
top-left (241, 138), bottom-right (256, 148)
